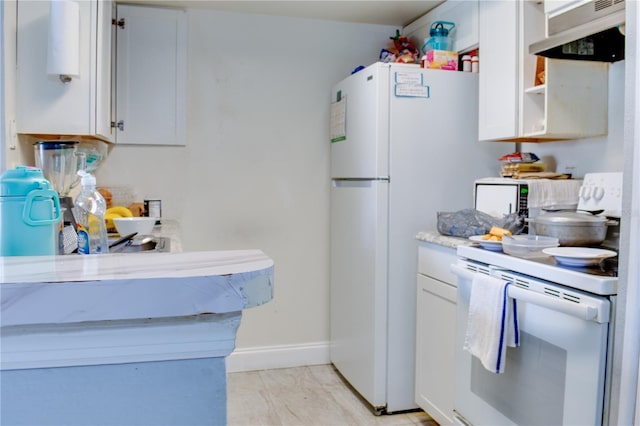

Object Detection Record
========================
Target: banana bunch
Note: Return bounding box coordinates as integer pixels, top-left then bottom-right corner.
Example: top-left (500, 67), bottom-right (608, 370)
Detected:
top-left (105, 206), bottom-right (133, 232)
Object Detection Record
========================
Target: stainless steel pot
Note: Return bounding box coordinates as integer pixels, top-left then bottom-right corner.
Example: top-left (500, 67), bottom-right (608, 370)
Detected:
top-left (529, 211), bottom-right (617, 246)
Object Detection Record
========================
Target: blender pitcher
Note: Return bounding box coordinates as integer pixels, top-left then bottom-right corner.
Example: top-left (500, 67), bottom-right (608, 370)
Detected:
top-left (34, 141), bottom-right (85, 226)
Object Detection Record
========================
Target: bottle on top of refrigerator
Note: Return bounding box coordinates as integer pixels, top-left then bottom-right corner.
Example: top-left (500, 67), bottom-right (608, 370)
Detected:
top-left (73, 171), bottom-right (109, 254)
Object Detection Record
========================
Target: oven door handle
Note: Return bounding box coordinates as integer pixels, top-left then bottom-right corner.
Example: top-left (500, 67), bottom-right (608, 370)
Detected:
top-left (451, 264), bottom-right (600, 322)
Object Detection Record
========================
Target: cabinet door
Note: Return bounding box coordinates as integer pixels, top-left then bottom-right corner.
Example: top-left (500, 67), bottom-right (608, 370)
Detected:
top-left (415, 274), bottom-right (456, 426)
top-left (477, 0), bottom-right (519, 141)
top-left (95, 0), bottom-right (115, 142)
top-left (115, 5), bottom-right (187, 145)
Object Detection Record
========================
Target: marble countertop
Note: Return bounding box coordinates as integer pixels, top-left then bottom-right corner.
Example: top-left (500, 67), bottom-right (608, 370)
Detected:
top-left (0, 250), bottom-right (274, 327)
top-left (150, 219), bottom-right (182, 252)
top-left (416, 230), bottom-right (472, 249)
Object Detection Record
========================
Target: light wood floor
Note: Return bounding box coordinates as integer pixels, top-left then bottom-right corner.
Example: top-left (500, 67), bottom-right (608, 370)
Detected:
top-left (227, 364), bottom-right (439, 426)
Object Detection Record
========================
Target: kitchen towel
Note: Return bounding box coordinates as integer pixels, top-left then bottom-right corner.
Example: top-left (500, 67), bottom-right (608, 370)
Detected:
top-left (526, 179), bottom-right (583, 210)
top-left (47, 0), bottom-right (80, 77)
top-left (464, 273), bottom-right (520, 374)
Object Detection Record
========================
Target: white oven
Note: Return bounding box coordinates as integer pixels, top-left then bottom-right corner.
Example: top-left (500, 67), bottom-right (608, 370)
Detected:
top-left (451, 247), bottom-right (617, 426)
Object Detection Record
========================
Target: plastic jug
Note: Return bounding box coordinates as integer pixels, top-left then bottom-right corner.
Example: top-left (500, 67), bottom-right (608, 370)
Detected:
top-left (0, 166), bottom-right (61, 256)
top-left (422, 21), bottom-right (456, 53)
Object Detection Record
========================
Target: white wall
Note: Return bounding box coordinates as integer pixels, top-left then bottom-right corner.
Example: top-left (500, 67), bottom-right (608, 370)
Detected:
top-left (2, 0), bottom-right (20, 172)
top-left (95, 9), bottom-right (396, 359)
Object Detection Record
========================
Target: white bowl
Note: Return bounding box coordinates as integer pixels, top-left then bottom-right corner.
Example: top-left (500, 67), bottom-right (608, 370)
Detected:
top-left (112, 217), bottom-right (157, 236)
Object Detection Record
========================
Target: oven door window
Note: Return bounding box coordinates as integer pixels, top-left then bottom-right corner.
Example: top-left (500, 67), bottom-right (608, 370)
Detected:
top-left (456, 285), bottom-right (610, 426)
top-left (470, 331), bottom-right (566, 425)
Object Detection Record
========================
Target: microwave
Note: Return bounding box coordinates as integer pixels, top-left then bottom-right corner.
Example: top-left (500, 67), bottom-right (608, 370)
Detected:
top-left (474, 178), bottom-right (529, 218)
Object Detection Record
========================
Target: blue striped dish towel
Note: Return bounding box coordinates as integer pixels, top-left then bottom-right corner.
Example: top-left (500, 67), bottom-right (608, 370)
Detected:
top-left (463, 274), bottom-right (520, 374)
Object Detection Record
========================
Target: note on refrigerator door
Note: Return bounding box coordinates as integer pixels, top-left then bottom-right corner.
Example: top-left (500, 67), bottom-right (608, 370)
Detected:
top-left (395, 84), bottom-right (430, 98)
top-left (330, 97), bottom-right (347, 143)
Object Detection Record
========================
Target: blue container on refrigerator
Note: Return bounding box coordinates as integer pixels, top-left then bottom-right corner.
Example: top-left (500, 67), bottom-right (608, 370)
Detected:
top-left (0, 166), bottom-right (61, 256)
top-left (421, 21), bottom-right (455, 53)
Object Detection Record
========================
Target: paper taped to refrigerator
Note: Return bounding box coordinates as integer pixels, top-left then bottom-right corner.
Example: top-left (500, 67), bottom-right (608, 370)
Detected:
top-left (330, 98), bottom-right (347, 143)
top-left (395, 84), bottom-right (430, 98)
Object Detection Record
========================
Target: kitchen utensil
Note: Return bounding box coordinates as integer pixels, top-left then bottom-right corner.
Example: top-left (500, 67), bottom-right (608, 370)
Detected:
top-left (501, 234), bottom-right (559, 258)
top-left (109, 232), bottom-right (138, 249)
top-left (112, 217), bottom-right (157, 236)
top-left (529, 211), bottom-right (616, 246)
top-left (0, 166), bottom-right (61, 256)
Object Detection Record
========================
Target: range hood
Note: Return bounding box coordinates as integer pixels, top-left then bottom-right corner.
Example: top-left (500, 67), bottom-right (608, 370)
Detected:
top-left (529, 0), bottom-right (625, 62)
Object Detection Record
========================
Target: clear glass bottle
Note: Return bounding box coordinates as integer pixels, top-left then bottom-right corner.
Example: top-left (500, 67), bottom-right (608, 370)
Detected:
top-left (73, 171), bottom-right (109, 254)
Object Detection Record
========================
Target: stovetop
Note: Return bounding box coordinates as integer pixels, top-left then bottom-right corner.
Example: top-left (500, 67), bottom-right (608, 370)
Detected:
top-left (457, 245), bottom-right (618, 296)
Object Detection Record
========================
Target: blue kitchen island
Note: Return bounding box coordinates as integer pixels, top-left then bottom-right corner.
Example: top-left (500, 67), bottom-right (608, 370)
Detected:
top-left (0, 250), bottom-right (274, 426)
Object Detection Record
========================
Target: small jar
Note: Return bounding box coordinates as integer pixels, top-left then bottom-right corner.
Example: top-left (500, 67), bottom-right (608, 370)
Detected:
top-left (471, 56), bottom-right (479, 73)
top-left (462, 55), bottom-right (472, 72)
top-left (144, 199), bottom-right (162, 224)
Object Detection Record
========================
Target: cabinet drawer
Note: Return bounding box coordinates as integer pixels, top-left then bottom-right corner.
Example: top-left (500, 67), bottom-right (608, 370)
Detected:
top-left (417, 243), bottom-right (458, 285)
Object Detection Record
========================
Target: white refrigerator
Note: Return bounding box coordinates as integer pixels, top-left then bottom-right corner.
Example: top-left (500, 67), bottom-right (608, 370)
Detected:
top-left (329, 62), bottom-right (508, 413)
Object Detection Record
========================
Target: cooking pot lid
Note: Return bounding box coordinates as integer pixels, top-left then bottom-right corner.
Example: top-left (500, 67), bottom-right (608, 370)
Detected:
top-left (535, 211), bottom-right (607, 226)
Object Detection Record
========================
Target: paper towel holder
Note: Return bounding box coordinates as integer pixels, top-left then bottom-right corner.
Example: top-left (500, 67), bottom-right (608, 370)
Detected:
top-left (47, 0), bottom-right (80, 85)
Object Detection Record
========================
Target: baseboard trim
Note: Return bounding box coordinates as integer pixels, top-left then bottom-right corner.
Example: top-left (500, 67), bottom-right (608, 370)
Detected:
top-left (226, 341), bottom-right (330, 373)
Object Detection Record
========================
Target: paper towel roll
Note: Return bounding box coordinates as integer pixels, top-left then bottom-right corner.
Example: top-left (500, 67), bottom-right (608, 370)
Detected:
top-left (47, 0), bottom-right (80, 77)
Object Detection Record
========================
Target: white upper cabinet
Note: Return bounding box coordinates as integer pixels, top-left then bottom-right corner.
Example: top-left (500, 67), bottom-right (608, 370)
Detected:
top-left (16, 0), bottom-right (114, 142)
top-left (477, 0), bottom-right (519, 141)
top-left (114, 4), bottom-right (187, 146)
top-left (478, 0), bottom-right (608, 142)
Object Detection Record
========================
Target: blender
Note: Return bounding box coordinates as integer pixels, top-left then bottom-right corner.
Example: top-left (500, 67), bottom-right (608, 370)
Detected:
top-left (34, 141), bottom-right (86, 228)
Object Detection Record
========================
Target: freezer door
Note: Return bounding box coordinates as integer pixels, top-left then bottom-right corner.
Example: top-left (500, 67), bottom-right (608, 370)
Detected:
top-left (330, 179), bottom-right (389, 410)
top-left (330, 63), bottom-right (390, 179)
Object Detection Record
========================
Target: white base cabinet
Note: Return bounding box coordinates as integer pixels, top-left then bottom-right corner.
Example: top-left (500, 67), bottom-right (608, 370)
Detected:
top-left (415, 242), bottom-right (458, 426)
